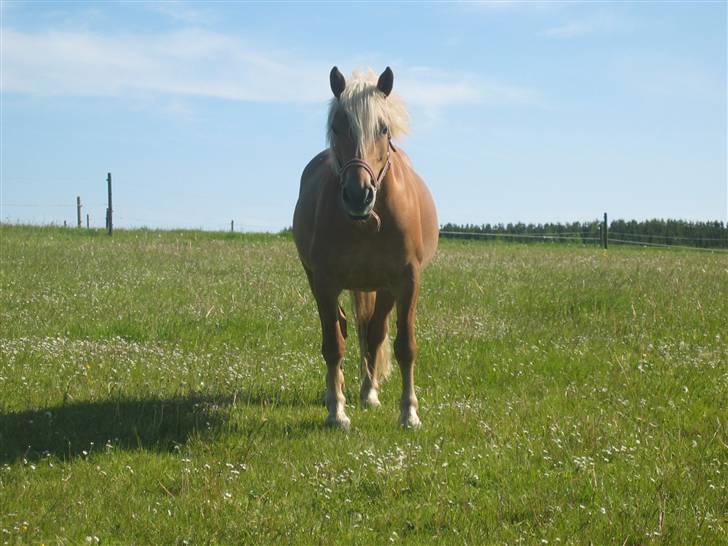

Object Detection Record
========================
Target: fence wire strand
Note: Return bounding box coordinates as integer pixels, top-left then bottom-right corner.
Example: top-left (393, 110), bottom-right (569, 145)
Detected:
top-left (609, 231), bottom-right (728, 243)
top-left (440, 231), bottom-right (599, 242)
top-left (608, 238), bottom-right (728, 252)
top-left (439, 231), bottom-right (728, 252)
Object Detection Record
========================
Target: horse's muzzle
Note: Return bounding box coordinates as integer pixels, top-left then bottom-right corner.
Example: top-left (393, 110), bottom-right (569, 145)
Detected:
top-left (338, 151), bottom-right (391, 222)
top-left (341, 184), bottom-right (376, 220)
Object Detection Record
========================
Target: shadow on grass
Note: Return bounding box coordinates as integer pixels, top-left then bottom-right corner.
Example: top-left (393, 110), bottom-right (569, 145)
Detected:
top-left (0, 394), bottom-right (229, 464)
top-left (0, 390), bottom-right (324, 464)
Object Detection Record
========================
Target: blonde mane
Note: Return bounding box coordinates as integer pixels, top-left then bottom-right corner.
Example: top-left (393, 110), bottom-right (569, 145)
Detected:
top-left (327, 69), bottom-right (409, 155)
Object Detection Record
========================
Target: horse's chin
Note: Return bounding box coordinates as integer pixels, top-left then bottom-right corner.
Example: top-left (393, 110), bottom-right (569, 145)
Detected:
top-left (347, 212), bottom-right (371, 222)
top-left (343, 204), bottom-right (375, 222)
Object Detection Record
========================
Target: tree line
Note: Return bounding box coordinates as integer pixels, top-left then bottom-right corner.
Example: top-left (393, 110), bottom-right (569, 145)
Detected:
top-left (440, 219), bottom-right (728, 248)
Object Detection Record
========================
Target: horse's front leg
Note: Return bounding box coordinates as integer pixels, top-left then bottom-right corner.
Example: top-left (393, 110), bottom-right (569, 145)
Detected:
top-left (394, 265), bottom-right (422, 429)
top-left (313, 282), bottom-right (350, 429)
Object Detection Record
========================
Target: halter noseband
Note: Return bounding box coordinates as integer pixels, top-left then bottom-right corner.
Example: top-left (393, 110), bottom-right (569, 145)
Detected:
top-left (337, 138), bottom-right (395, 190)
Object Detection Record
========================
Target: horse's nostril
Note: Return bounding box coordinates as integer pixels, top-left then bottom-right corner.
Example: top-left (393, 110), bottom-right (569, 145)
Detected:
top-left (364, 187), bottom-right (374, 205)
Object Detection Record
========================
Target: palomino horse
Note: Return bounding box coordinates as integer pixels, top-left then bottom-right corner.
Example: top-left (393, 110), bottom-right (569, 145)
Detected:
top-left (293, 67), bottom-right (438, 429)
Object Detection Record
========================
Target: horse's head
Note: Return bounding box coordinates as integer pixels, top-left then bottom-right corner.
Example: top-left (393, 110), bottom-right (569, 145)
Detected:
top-left (327, 67), bottom-right (409, 221)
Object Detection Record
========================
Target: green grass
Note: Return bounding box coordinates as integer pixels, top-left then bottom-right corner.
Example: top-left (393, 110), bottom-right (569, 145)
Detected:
top-left (1, 224), bottom-right (726, 544)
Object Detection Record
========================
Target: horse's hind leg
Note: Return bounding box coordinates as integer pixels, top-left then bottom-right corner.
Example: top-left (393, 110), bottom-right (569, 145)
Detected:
top-left (352, 290), bottom-right (394, 408)
top-left (313, 280), bottom-right (350, 430)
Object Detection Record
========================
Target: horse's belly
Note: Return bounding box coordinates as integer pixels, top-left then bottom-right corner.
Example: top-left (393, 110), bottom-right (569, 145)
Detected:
top-left (336, 263), bottom-right (398, 291)
top-left (322, 249), bottom-right (405, 291)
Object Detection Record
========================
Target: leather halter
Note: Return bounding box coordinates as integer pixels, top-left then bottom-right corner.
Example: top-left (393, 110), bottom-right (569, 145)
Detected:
top-left (337, 138), bottom-right (395, 190)
top-left (336, 139), bottom-right (396, 233)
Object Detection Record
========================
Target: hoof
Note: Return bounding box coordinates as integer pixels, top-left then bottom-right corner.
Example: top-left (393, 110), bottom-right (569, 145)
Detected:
top-left (360, 389), bottom-right (381, 409)
top-left (399, 408), bottom-right (421, 429)
top-left (400, 417), bottom-right (421, 429)
top-left (325, 413), bottom-right (351, 431)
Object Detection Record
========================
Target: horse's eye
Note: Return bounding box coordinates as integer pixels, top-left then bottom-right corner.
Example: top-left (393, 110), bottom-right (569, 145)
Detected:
top-left (381, 124), bottom-right (389, 136)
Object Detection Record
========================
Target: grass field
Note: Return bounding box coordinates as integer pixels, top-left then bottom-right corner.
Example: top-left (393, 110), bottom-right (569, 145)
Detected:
top-left (1, 224), bottom-right (726, 544)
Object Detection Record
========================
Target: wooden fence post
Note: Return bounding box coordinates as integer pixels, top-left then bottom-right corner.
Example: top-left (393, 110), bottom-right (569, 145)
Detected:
top-left (76, 196), bottom-right (82, 228)
top-left (107, 172), bottom-right (113, 236)
top-left (86, 214), bottom-right (90, 229)
top-left (231, 220), bottom-right (234, 233)
top-left (603, 212), bottom-right (608, 249)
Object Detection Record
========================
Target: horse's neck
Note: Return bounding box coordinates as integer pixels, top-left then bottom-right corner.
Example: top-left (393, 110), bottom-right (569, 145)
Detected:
top-left (392, 147), bottom-right (413, 173)
top-left (386, 147), bottom-right (413, 188)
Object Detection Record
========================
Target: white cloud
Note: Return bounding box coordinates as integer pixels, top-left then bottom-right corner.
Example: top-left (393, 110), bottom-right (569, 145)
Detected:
top-left (613, 56), bottom-right (726, 106)
top-left (540, 11), bottom-right (630, 39)
top-left (144, 1), bottom-right (216, 25)
top-left (464, 0), bottom-right (520, 10)
top-left (1, 28), bottom-right (538, 110)
top-left (400, 75), bottom-right (538, 108)
top-left (541, 20), bottom-right (595, 38)
top-left (1, 28), bottom-right (325, 102)
top-left (461, 0), bottom-right (567, 14)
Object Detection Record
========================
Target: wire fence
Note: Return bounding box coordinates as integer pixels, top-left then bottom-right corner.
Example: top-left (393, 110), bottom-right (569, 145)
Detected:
top-left (609, 231), bottom-right (728, 243)
top-left (439, 230), bottom-right (728, 252)
top-left (5, 217), bottom-right (727, 251)
top-left (1, 202), bottom-right (281, 233)
top-left (607, 238), bottom-right (728, 252)
top-left (439, 231), bottom-right (601, 243)
top-left (3, 203), bottom-right (105, 208)
top-left (4, 197), bottom-right (727, 251)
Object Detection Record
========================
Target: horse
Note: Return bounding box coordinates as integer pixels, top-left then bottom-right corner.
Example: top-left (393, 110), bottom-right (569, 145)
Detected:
top-left (293, 66), bottom-right (438, 429)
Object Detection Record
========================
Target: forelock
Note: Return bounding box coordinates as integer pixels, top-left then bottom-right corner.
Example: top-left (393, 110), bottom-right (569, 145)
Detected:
top-left (327, 68), bottom-right (409, 151)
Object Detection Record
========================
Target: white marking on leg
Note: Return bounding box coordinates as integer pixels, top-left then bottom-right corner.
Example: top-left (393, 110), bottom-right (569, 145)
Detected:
top-left (398, 349), bottom-right (420, 428)
top-left (399, 382), bottom-right (421, 429)
top-left (325, 364), bottom-right (350, 429)
top-left (399, 406), bottom-right (421, 429)
top-left (360, 386), bottom-right (381, 409)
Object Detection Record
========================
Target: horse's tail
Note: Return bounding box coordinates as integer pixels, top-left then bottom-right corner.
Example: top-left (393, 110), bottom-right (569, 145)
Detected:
top-left (350, 290), bottom-right (392, 384)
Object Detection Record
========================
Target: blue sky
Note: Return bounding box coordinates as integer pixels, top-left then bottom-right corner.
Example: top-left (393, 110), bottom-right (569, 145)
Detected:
top-left (1, 0), bottom-right (726, 231)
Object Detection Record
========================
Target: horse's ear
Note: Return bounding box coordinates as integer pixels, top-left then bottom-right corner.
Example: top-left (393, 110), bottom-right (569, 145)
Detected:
top-left (330, 66), bottom-right (346, 99)
top-left (377, 66), bottom-right (394, 97)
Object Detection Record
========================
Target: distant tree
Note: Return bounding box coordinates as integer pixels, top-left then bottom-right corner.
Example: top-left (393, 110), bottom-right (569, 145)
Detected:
top-left (439, 218), bottom-right (727, 248)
